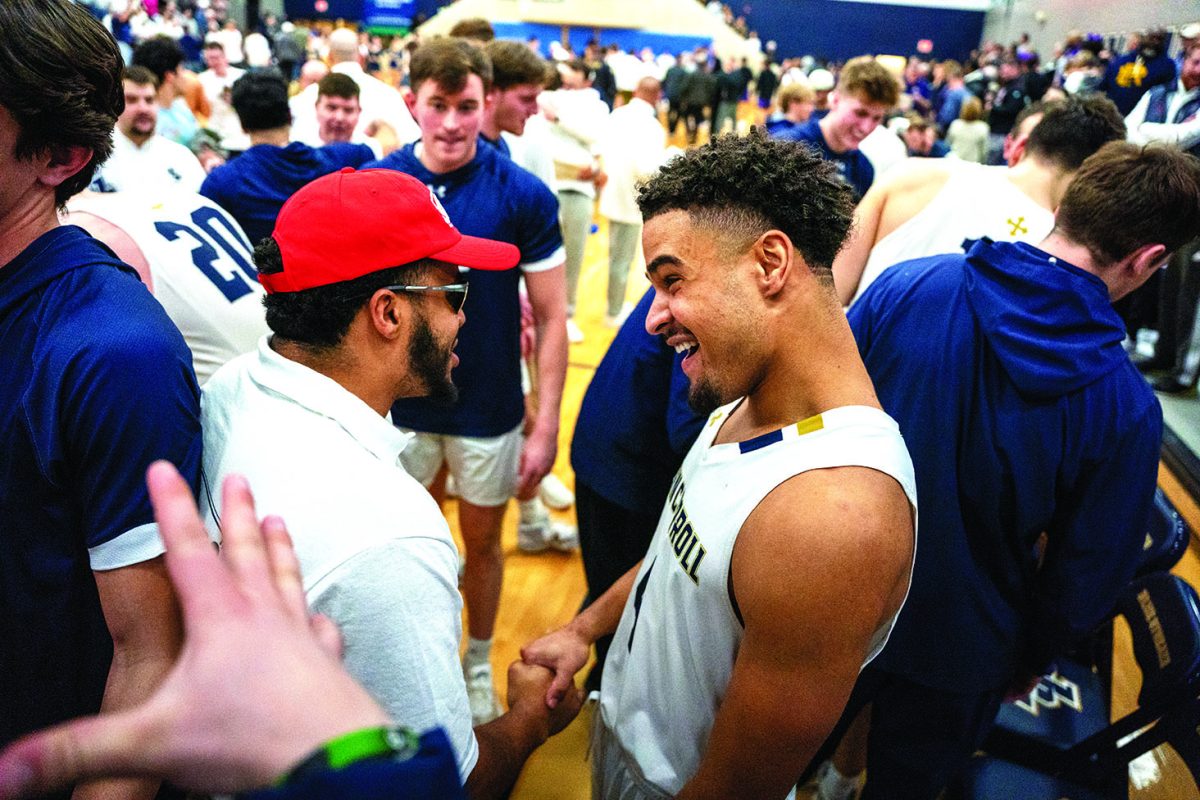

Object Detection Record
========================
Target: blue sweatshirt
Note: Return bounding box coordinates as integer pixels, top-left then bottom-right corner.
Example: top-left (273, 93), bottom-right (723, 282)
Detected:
top-left (849, 238), bottom-right (1162, 691)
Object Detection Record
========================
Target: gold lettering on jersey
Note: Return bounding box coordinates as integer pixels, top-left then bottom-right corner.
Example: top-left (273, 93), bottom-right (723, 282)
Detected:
top-left (666, 473), bottom-right (707, 584)
top-left (1137, 589), bottom-right (1171, 668)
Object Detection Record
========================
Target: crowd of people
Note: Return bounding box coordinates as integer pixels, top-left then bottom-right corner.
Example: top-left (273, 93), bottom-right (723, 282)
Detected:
top-left (1, 1), bottom-right (1200, 799)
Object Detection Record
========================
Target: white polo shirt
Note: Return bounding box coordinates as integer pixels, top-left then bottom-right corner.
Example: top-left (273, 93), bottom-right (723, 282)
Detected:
top-left (201, 337), bottom-right (478, 780)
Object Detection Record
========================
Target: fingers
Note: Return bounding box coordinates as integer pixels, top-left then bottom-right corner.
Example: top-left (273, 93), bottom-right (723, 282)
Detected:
top-left (545, 670), bottom-right (574, 709)
top-left (309, 613), bottom-right (345, 661)
top-left (146, 461), bottom-right (233, 620)
top-left (216, 474), bottom-right (273, 594)
top-left (0, 712), bottom-right (150, 799)
top-left (260, 515), bottom-right (307, 626)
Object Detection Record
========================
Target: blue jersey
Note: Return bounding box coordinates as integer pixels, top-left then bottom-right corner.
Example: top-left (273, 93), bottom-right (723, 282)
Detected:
top-left (0, 226), bottom-right (202, 746)
top-left (571, 288), bottom-right (705, 515)
top-left (368, 142), bottom-right (564, 437)
top-left (201, 141), bottom-right (375, 246)
top-left (776, 119), bottom-right (874, 201)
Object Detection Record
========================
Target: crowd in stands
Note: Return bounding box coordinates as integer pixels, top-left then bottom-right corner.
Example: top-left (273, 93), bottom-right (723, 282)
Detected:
top-left (2, 1), bottom-right (1199, 799)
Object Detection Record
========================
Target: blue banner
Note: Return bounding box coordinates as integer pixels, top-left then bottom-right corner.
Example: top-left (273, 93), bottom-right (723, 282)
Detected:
top-left (364, 0), bottom-right (414, 28)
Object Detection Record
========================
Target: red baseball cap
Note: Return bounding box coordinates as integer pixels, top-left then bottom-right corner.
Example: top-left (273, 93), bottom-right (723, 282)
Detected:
top-left (260, 168), bottom-right (519, 294)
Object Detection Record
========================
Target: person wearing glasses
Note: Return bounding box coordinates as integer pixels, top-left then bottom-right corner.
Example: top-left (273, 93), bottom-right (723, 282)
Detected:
top-left (199, 167), bottom-right (583, 799)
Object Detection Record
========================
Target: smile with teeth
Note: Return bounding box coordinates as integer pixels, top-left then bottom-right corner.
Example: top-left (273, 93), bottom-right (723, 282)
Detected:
top-left (673, 340), bottom-right (699, 356)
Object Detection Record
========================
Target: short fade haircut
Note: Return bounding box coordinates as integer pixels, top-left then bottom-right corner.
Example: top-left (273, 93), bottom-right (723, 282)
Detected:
top-left (133, 35), bottom-right (185, 85)
top-left (231, 69), bottom-right (291, 132)
top-left (256, 237), bottom-right (426, 350)
top-left (122, 65), bottom-right (159, 89)
top-left (837, 56), bottom-right (900, 107)
top-left (317, 72), bottom-right (360, 101)
top-left (778, 82), bottom-right (815, 110)
top-left (1023, 94), bottom-right (1125, 172)
top-left (409, 38), bottom-right (492, 94)
top-left (448, 17), bottom-right (494, 42)
top-left (637, 131), bottom-right (855, 281)
top-left (484, 39), bottom-right (550, 90)
top-left (0, 0), bottom-right (123, 207)
top-left (1055, 142), bottom-right (1200, 267)
top-left (203, 39), bottom-right (226, 53)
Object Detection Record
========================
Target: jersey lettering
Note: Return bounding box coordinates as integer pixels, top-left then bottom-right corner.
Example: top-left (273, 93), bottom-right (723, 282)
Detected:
top-left (154, 207), bottom-right (257, 302)
top-left (627, 559), bottom-right (656, 652)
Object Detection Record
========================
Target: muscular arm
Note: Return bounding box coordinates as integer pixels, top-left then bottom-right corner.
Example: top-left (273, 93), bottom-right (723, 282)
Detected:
top-left (517, 266), bottom-right (569, 498)
top-left (678, 467), bottom-right (913, 800)
top-left (73, 558), bottom-right (182, 800)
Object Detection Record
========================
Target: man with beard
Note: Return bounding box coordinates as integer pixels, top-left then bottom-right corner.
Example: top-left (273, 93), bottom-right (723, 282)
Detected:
top-left (93, 66), bottom-right (206, 194)
top-left (522, 132), bottom-right (917, 799)
top-left (200, 168), bottom-right (582, 797)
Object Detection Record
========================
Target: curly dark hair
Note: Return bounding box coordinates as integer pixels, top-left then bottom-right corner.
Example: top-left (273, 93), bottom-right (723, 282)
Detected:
top-left (0, 0), bottom-right (123, 207)
top-left (231, 69), bottom-right (291, 132)
top-left (636, 130), bottom-right (856, 274)
top-left (256, 237), bottom-right (427, 350)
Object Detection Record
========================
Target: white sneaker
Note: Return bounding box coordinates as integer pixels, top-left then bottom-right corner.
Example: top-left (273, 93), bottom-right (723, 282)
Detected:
top-left (539, 473), bottom-right (575, 510)
top-left (518, 499), bottom-right (580, 553)
top-left (603, 303), bottom-right (634, 329)
top-left (445, 473), bottom-right (459, 499)
top-left (464, 661), bottom-right (503, 725)
top-left (566, 318), bottom-right (585, 344)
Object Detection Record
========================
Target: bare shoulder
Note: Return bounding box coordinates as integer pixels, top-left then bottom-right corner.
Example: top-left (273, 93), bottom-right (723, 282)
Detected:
top-left (732, 466), bottom-right (914, 643)
top-left (875, 159), bottom-right (956, 241)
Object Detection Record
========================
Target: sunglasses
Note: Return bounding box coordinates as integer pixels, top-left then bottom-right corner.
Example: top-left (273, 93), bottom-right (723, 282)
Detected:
top-left (383, 282), bottom-right (469, 314)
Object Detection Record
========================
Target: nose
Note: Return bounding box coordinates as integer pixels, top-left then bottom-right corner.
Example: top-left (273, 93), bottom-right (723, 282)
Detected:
top-left (644, 288), bottom-right (671, 336)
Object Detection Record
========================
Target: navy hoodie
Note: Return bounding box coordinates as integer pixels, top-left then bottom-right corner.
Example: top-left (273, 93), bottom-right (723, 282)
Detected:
top-left (200, 140), bottom-right (374, 246)
top-left (848, 239), bottom-right (1161, 691)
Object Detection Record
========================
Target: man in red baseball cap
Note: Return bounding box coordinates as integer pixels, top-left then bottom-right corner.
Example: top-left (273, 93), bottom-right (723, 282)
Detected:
top-left (200, 167), bottom-right (583, 797)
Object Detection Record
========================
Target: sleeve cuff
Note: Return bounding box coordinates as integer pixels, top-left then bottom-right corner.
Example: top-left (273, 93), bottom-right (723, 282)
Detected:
top-left (520, 246), bottom-right (567, 274)
top-left (88, 522), bottom-right (165, 571)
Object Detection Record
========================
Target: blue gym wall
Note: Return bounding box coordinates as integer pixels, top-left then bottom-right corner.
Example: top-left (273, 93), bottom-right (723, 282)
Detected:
top-left (747, 1), bottom-right (984, 62)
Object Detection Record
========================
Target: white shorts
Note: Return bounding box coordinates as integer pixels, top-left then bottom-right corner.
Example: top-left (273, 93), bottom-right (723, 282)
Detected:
top-left (398, 424), bottom-right (523, 507)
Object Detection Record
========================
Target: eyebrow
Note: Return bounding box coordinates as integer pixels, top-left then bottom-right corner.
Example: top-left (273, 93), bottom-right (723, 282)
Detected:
top-left (646, 254), bottom-right (682, 277)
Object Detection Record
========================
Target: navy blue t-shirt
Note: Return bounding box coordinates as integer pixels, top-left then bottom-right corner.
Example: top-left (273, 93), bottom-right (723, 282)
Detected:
top-left (776, 119), bottom-right (874, 201)
top-left (201, 141), bottom-right (375, 246)
top-left (368, 142), bottom-right (564, 437)
top-left (0, 226), bottom-right (202, 747)
top-left (570, 289), bottom-right (705, 515)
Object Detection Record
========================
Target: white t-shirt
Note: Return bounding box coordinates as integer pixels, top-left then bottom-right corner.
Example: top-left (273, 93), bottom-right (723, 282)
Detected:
top-left (68, 191), bottom-right (267, 385)
top-left (201, 339), bottom-right (479, 781)
top-left (597, 97), bottom-right (672, 225)
top-left (289, 62), bottom-right (420, 148)
top-left (600, 402), bottom-right (917, 796)
top-left (197, 66), bottom-right (248, 151)
top-left (95, 129), bottom-right (206, 195)
top-left (850, 161), bottom-right (1055, 307)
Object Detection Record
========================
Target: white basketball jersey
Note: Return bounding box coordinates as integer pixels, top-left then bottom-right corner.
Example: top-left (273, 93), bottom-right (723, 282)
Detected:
top-left (599, 403), bottom-right (918, 796)
top-left (72, 192), bottom-right (268, 384)
top-left (850, 162), bottom-right (1055, 307)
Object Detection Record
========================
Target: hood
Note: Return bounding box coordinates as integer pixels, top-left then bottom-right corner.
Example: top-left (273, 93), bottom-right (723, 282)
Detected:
top-left (963, 238), bottom-right (1128, 400)
top-left (0, 226), bottom-right (132, 317)
top-left (246, 141), bottom-right (328, 184)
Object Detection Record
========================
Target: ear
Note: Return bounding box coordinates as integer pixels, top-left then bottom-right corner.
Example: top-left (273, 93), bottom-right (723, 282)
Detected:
top-left (1127, 242), bottom-right (1168, 284)
top-left (37, 145), bottom-right (94, 191)
top-left (366, 288), bottom-right (408, 341)
top-left (1005, 133), bottom-right (1028, 165)
top-left (753, 230), bottom-right (793, 299)
top-left (403, 88), bottom-right (418, 116)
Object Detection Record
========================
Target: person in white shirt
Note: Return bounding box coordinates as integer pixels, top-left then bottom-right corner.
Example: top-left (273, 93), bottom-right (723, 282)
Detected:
top-left (291, 73), bottom-right (392, 158)
top-left (94, 66), bottom-right (206, 194)
top-left (832, 96), bottom-right (1125, 307)
top-left (202, 168), bottom-right (581, 796)
top-left (597, 76), bottom-right (674, 327)
top-left (197, 40), bottom-right (247, 152)
top-left (213, 18), bottom-right (243, 65)
top-left (290, 27), bottom-right (419, 148)
top-left (539, 59), bottom-right (610, 342)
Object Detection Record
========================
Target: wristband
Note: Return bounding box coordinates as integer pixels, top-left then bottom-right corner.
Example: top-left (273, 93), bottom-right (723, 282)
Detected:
top-left (277, 725), bottom-right (420, 786)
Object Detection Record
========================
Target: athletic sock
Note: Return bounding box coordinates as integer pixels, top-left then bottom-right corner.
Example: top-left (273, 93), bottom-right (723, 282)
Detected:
top-left (816, 764), bottom-right (862, 800)
top-left (464, 637), bottom-right (492, 670)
